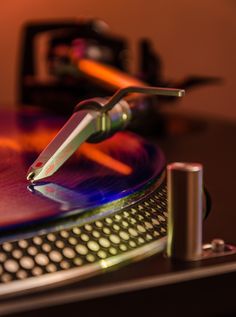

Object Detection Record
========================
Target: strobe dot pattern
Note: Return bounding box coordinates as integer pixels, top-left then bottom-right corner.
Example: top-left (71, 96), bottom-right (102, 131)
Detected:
top-left (0, 183), bottom-right (167, 285)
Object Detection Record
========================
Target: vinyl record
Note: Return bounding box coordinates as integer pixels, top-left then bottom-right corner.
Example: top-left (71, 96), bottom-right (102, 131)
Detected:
top-left (0, 107), bottom-right (165, 231)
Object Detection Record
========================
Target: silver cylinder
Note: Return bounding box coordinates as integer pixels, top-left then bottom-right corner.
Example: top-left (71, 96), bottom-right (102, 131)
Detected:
top-left (166, 162), bottom-right (203, 261)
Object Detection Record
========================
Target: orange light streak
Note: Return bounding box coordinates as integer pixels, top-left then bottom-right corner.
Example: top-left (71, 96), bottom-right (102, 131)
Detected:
top-left (20, 129), bottom-right (133, 175)
top-left (0, 138), bottom-right (21, 151)
top-left (1, 129), bottom-right (133, 176)
top-left (79, 143), bottom-right (133, 175)
top-left (77, 58), bottom-right (146, 93)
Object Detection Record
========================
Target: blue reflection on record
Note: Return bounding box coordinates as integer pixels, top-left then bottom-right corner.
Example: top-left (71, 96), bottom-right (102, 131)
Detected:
top-left (30, 131), bottom-right (165, 213)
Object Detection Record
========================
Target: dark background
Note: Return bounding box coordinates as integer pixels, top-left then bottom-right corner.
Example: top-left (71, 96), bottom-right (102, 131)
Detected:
top-left (0, 0), bottom-right (235, 119)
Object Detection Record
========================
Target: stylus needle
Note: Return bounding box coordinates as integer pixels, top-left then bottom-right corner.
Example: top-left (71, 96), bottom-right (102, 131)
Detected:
top-left (27, 110), bottom-right (100, 182)
top-left (27, 86), bottom-right (185, 182)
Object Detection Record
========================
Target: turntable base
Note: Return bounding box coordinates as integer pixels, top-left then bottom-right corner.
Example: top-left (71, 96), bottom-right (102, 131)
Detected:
top-left (0, 111), bottom-right (236, 317)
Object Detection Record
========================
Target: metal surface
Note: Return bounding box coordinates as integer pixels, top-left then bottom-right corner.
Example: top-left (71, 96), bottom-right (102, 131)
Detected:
top-left (1, 107), bottom-right (236, 316)
top-left (27, 98), bottom-right (131, 181)
top-left (27, 85), bottom-right (184, 182)
top-left (0, 107), bottom-right (165, 230)
top-left (0, 182), bottom-right (167, 298)
top-left (102, 86), bottom-right (185, 112)
top-left (27, 110), bottom-right (100, 181)
top-left (167, 162), bottom-right (203, 261)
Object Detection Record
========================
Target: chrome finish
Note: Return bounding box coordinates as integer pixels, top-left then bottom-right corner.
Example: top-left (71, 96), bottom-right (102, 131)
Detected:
top-left (102, 86), bottom-right (185, 112)
top-left (26, 172), bottom-right (35, 181)
top-left (86, 98), bottom-right (132, 142)
top-left (27, 110), bottom-right (100, 181)
top-left (0, 183), bottom-right (168, 297)
top-left (167, 162), bottom-right (203, 261)
top-left (202, 241), bottom-right (236, 259)
top-left (211, 239), bottom-right (225, 253)
top-left (26, 99), bottom-right (131, 182)
top-left (27, 85), bottom-right (185, 182)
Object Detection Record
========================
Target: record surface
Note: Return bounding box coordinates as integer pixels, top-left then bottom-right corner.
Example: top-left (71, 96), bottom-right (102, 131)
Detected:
top-left (0, 107), bottom-right (165, 231)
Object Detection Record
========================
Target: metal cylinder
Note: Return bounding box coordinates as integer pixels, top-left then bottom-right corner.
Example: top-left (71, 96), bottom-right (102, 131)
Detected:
top-left (166, 162), bottom-right (203, 261)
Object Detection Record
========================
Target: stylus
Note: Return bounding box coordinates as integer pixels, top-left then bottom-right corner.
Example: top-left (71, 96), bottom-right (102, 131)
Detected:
top-left (27, 86), bottom-right (184, 182)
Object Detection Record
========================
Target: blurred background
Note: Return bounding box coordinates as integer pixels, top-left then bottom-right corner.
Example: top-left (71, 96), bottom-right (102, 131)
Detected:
top-left (0, 0), bottom-right (235, 119)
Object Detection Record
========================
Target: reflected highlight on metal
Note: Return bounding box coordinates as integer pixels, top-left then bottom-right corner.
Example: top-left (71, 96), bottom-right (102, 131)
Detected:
top-left (28, 183), bottom-right (89, 211)
top-left (0, 107), bottom-right (165, 230)
top-left (27, 85), bottom-right (184, 182)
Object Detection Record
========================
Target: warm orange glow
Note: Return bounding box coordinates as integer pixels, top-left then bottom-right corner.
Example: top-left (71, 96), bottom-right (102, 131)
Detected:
top-left (0, 137), bottom-right (21, 151)
top-left (80, 143), bottom-right (132, 175)
top-left (2, 128), bottom-right (133, 175)
top-left (77, 58), bottom-right (146, 91)
top-left (21, 129), bottom-right (133, 175)
top-left (19, 130), bottom-right (55, 153)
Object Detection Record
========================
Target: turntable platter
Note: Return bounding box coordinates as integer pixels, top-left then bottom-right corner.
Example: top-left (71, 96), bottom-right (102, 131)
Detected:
top-left (0, 108), bottom-right (165, 231)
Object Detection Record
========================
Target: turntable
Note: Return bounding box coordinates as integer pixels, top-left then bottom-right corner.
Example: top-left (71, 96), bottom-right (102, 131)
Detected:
top-left (0, 20), bottom-right (236, 317)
